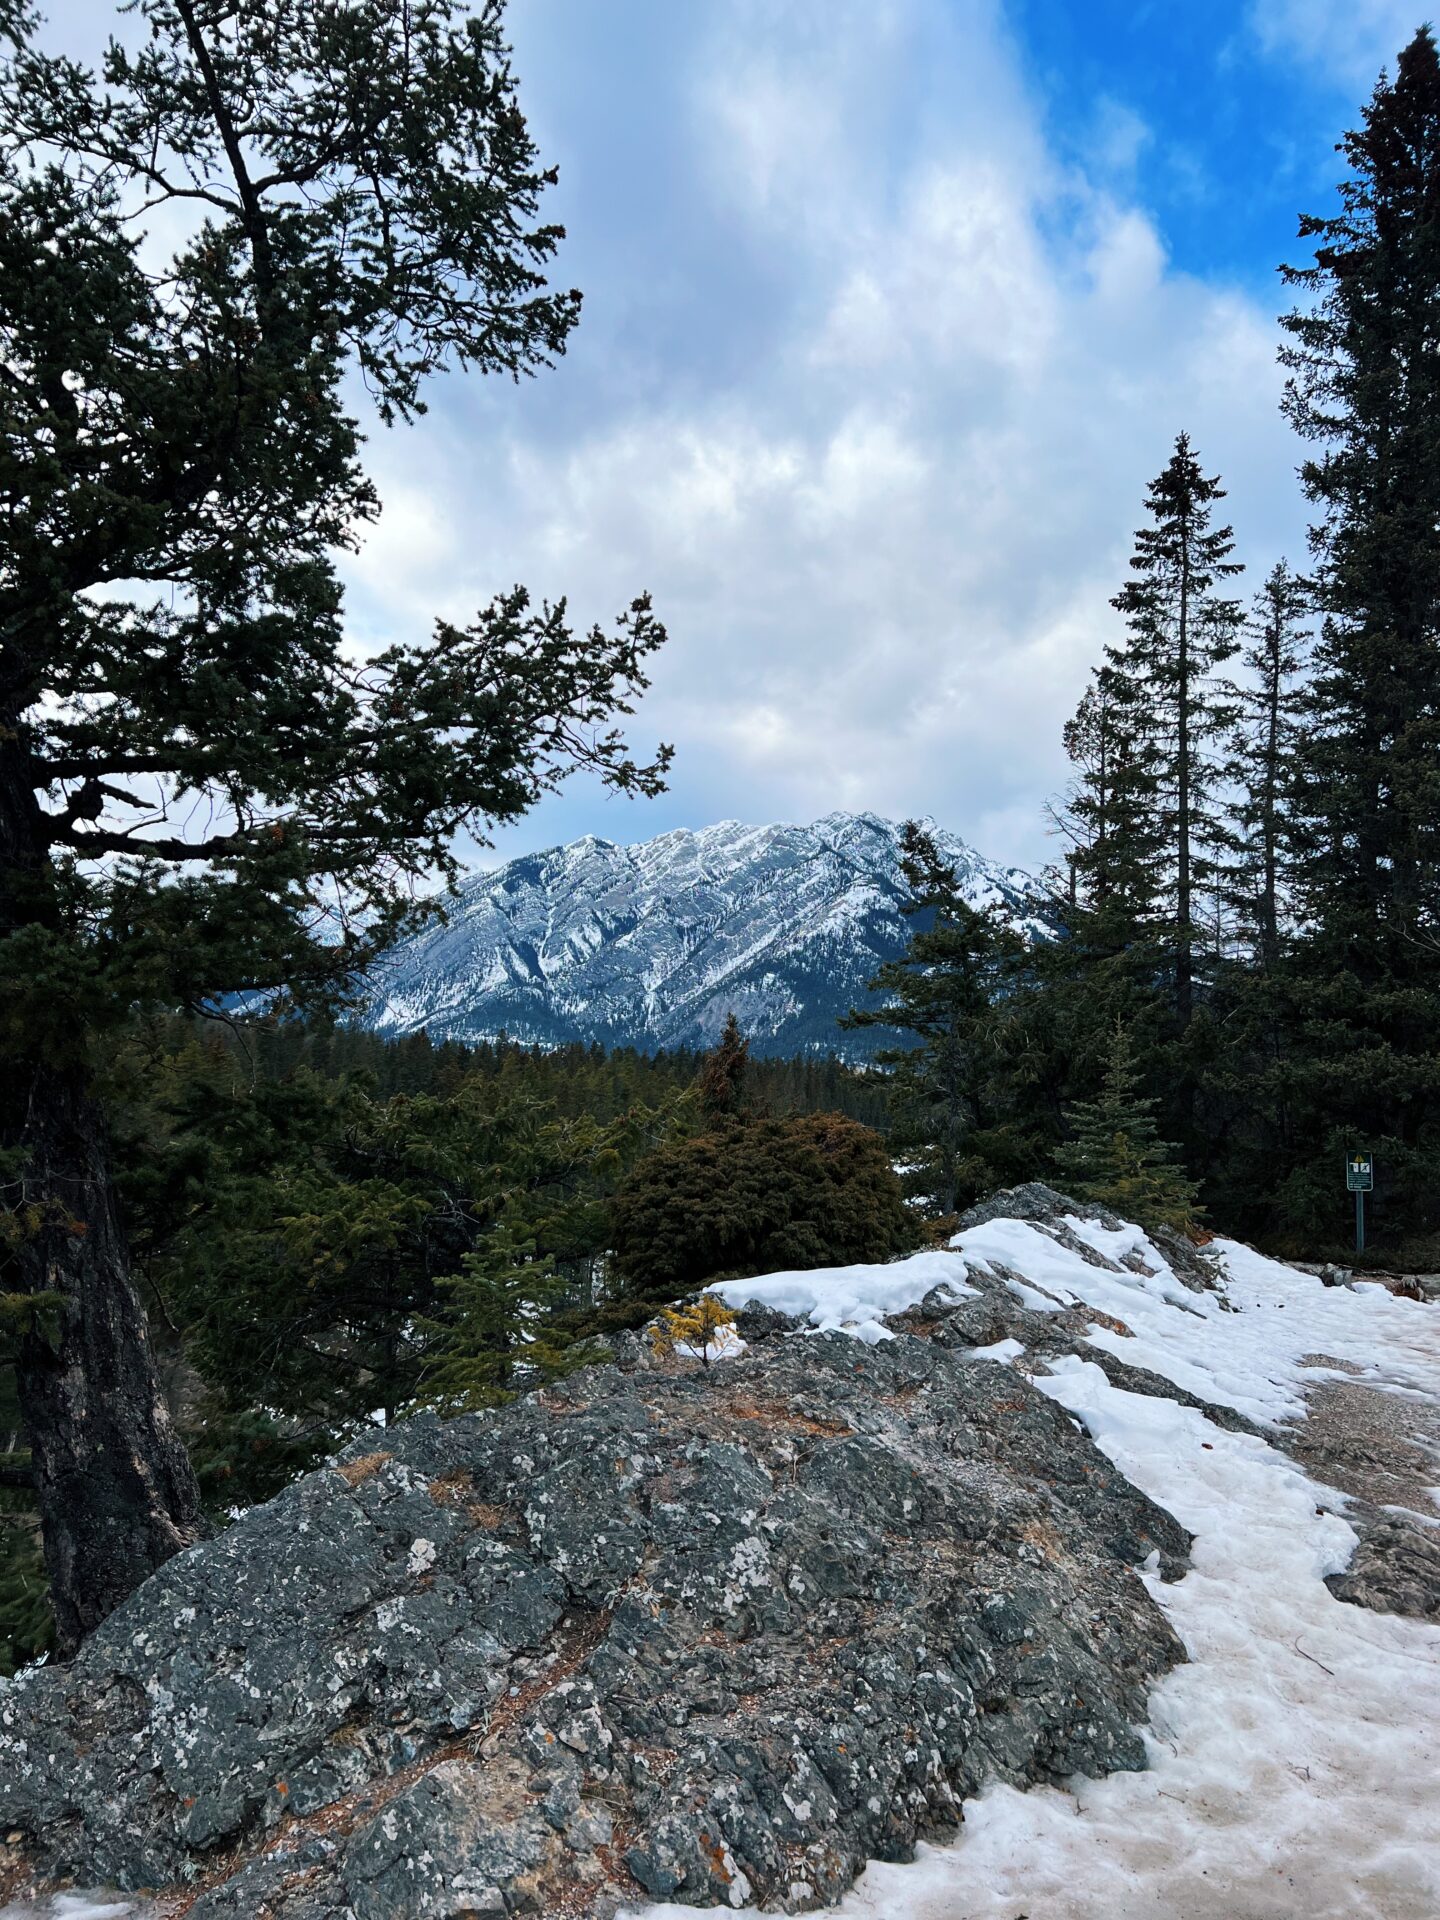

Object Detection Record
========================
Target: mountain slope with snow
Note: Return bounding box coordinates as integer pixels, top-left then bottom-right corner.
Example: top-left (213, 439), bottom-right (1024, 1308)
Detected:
top-left (364, 810), bottom-right (1044, 1057)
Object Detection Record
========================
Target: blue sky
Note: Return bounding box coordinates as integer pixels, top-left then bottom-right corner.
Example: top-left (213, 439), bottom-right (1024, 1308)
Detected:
top-left (64, 1), bottom-right (1434, 871)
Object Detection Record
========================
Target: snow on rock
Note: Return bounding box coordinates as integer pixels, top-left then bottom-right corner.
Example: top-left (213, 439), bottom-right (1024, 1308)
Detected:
top-left (636, 1186), bottom-right (1440, 1920)
top-left (965, 1337), bottom-right (1026, 1365)
top-left (6, 1187), bottom-right (1435, 1919)
top-left (709, 1248), bottom-right (976, 1345)
top-left (0, 1902), bottom-right (147, 1919)
top-left (0, 1224), bottom-right (1193, 1917)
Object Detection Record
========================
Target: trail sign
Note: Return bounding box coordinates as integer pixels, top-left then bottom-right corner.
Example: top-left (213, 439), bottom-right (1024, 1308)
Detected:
top-left (1346, 1150), bottom-right (1373, 1252)
top-left (1346, 1152), bottom-right (1373, 1193)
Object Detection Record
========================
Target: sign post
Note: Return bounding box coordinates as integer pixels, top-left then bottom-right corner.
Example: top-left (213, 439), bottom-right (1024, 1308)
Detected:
top-left (1346, 1150), bottom-right (1373, 1254)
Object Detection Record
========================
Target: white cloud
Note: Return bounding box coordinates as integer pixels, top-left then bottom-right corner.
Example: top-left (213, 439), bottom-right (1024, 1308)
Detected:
top-left (1249, 1), bottom-right (1423, 86)
top-left (343, 0), bottom-right (1305, 873)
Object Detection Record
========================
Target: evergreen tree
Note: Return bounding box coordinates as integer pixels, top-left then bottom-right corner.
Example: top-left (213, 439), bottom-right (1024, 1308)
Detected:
top-left (647, 1295), bottom-right (741, 1369)
top-left (1226, 562), bottom-right (1311, 968)
top-left (844, 822), bottom-right (1021, 1217)
top-left (1108, 434), bottom-right (1244, 1029)
top-left (1021, 662), bottom-right (1172, 1176)
top-left (1051, 664), bottom-right (1166, 938)
top-left (1275, 25), bottom-right (1440, 1234)
top-left (0, 0), bottom-right (667, 1646)
top-left (418, 1223), bottom-right (602, 1413)
top-left (1040, 442), bottom-right (1242, 1171)
top-left (698, 1014), bottom-right (750, 1122)
top-left (1054, 1023), bottom-right (1200, 1235)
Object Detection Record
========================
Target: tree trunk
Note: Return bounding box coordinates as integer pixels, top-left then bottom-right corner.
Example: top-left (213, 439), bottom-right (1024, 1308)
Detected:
top-left (1175, 523), bottom-right (1193, 1029)
top-left (11, 1069), bottom-right (207, 1652)
top-left (1260, 618), bottom-right (1281, 970)
top-left (1, 726), bottom-right (205, 1654)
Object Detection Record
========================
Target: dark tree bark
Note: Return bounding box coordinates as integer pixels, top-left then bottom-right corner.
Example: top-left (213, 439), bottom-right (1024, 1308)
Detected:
top-left (1, 729), bottom-right (205, 1653)
top-left (10, 1072), bottom-right (206, 1652)
top-left (1175, 506), bottom-right (1193, 1030)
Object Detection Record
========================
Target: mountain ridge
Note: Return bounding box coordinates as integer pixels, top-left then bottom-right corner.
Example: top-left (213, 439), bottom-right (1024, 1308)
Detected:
top-left (364, 809), bottom-right (1045, 1058)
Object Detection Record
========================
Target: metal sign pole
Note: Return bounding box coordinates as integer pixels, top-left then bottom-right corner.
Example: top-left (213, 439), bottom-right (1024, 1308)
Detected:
top-left (1345, 1150), bottom-right (1373, 1255)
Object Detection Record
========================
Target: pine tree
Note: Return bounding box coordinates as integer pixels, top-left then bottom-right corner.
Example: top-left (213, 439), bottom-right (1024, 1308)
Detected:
top-left (698, 1014), bottom-right (750, 1122)
top-left (1226, 562), bottom-right (1310, 968)
top-left (648, 1295), bottom-right (741, 1370)
top-left (1054, 1023), bottom-right (1200, 1235)
top-left (1108, 434), bottom-right (1244, 1028)
top-left (610, 1111), bottom-right (918, 1300)
top-left (1275, 26), bottom-right (1440, 1234)
top-left (418, 1224), bottom-right (602, 1413)
top-left (844, 821), bottom-right (1020, 1216)
top-left (0, 0), bottom-right (668, 1646)
top-left (1051, 662), bottom-right (1166, 939)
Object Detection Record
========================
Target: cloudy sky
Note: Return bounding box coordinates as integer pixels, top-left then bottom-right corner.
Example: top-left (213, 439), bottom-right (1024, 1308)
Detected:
top-left (69, 0), bottom-right (1431, 872)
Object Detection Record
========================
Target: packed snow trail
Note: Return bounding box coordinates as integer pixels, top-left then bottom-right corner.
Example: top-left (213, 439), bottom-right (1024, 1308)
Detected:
top-left (628, 1221), bottom-right (1440, 1919)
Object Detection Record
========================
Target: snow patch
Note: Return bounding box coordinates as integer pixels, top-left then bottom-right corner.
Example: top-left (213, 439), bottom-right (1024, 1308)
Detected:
top-left (635, 1217), bottom-right (1440, 1919)
top-left (708, 1248), bottom-right (975, 1341)
top-left (0, 1902), bottom-right (148, 1920)
top-left (966, 1337), bottom-right (1026, 1364)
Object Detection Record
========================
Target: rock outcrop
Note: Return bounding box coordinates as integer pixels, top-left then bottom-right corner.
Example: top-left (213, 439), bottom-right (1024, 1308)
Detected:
top-left (0, 1289), bottom-right (1190, 1918)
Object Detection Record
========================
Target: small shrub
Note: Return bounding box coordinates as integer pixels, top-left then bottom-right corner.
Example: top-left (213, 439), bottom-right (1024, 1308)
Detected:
top-left (610, 1109), bottom-right (921, 1301)
top-left (648, 1295), bottom-right (741, 1368)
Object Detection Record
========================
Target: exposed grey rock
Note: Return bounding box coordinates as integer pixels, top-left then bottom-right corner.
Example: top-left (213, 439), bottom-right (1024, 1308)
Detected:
top-left (733, 1301), bottom-right (806, 1342)
top-left (955, 1181), bottom-right (1125, 1237)
top-left (0, 1317), bottom-right (1189, 1917)
top-left (1325, 1514), bottom-right (1440, 1622)
top-left (1278, 1373), bottom-right (1440, 1624)
top-left (955, 1182), bottom-right (1220, 1294)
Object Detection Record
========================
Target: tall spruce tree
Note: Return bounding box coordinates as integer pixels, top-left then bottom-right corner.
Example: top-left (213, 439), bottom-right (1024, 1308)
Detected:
top-left (844, 821), bottom-right (1019, 1217)
top-left (1276, 26), bottom-right (1440, 1234)
top-left (1226, 562), bottom-right (1310, 969)
top-left (1036, 619), bottom-right (1174, 1168)
top-left (697, 1014), bottom-right (750, 1123)
top-left (0, 0), bottom-right (668, 1648)
top-left (1109, 434), bottom-right (1244, 1029)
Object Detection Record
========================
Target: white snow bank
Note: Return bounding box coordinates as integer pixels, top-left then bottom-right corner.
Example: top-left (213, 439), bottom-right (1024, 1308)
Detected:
top-left (953, 1213), bottom-right (1438, 1428)
top-left (707, 1248), bottom-right (974, 1346)
top-left (0, 1900), bottom-right (147, 1920)
top-left (635, 1218), bottom-right (1440, 1920)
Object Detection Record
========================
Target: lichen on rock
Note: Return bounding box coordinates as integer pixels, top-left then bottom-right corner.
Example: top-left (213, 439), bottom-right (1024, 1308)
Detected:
top-left (0, 1281), bottom-right (1192, 1917)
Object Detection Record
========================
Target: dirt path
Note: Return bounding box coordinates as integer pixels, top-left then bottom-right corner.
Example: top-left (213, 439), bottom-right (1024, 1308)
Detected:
top-left (1283, 1351), bottom-right (1440, 1621)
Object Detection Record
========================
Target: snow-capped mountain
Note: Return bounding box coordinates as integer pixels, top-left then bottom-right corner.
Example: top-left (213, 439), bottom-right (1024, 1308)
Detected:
top-left (364, 811), bottom-right (1045, 1058)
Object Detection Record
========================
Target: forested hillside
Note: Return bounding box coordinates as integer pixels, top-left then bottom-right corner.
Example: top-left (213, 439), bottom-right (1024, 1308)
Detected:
top-left (1, 1015), bottom-right (903, 1673)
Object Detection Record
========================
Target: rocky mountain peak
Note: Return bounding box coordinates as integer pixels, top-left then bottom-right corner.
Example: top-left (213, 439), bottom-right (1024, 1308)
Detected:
top-left (364, 811), bottom-right (1045, 1056)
